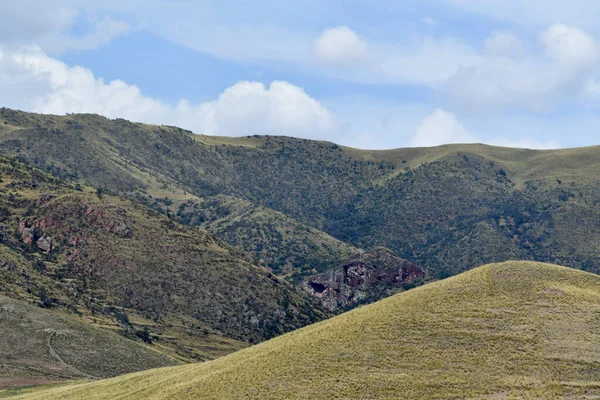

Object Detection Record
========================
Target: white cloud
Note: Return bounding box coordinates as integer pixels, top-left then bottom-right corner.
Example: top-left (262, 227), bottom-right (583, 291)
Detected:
top-left (0, 1), bottom-right (131, 53)
top-left (434, 0), bottom-right (600, 29)
top-left (15, 2), bottom-right (593, 117)
top-left (314, 26), bottom-right (369, 65)
top-left (485, 31), bottom-right (525, 57)
top-left (0, 0), bottom-right (76, 44)
top-left (0, 46), bottom-right (574, 150)
top-left (408, 108), bottom-right (478, 147)
top-left (539, 24), bottom-right (599, 66)
top-left (408, 108), bottom-right (562, 149)
top-left (185, 81), bottom-right (341, 138)
top-left (0, 47), bottom-right (341, 140)
top-left (445, 25), bottom-right (600, 110)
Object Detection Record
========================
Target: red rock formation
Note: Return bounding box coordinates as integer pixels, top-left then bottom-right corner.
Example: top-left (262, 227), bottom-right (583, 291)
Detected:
top-left (302, 248), bottom-right (424, 311)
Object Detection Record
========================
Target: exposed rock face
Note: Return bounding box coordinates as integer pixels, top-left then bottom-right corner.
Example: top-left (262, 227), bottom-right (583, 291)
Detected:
top-left (302, 248), bottom-right (424, 311)
top-left (36, 236), bottom-right (54, 253)
top-left (16, 201), bottom-right (133, 257)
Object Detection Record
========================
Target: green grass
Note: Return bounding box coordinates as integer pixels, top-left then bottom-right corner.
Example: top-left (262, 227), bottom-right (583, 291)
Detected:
top-left (15, 261), bottom-right (600, 399)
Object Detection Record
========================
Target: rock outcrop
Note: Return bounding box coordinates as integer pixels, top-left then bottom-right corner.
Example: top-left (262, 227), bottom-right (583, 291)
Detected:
top-left (302, 248), bottom-right (424, 311)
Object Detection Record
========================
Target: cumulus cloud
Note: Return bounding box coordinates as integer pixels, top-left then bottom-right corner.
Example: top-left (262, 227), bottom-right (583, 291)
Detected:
top-left (308, 23), bottom-right (600, 114)
top-left (539, 24), bottom-right (599, 66)
top-left (184, 81), bottom-right (341, 138)
top-left (312, 27), bottom-right (481, 85)
top-left (446, 24), bottom-right (600, 110)
top-left (314, 26), bottom-right (369, 65)
top-left (408, 109), bottom-right (478, 147)
top-left (407, 109), bottom-right (561, 149)
top-left (0, 47), bottom-right (341, 140)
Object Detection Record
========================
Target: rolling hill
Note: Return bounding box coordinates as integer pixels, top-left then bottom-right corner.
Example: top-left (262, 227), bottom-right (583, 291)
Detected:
top-left (1, 108), bottom-right (600, 281)
top-left (13, 261), bottom-right (600, 399)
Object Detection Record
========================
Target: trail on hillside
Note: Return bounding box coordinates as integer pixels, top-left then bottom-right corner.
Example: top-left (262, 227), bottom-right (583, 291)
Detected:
top-left (46, 330), bottom-right (99, 380)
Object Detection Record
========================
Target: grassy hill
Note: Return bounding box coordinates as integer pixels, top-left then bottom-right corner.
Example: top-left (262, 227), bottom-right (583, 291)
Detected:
top-left (0, 155), bottom-right (328, 367)
top-left (1, 108), bottom-right (600, 281)
top-left (0, 295), bottom-right (177, 391)
top-left (14, 261), bottom-right (600, 399)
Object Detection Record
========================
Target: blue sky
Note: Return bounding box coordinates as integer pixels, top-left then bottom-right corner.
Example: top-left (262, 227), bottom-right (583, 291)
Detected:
top-left (2, 1), bottom-right (600, 149)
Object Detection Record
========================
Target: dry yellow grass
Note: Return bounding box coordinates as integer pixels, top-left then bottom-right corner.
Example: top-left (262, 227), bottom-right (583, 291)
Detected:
top-left (14, 261), bottom-right (600, 399)
top-left (342, 143), bottom-right (600, 186)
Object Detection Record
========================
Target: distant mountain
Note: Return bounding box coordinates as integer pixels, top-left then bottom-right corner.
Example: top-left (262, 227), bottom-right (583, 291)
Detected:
top-left (19, 262), bottom-right (600, 399)
top-left (2, 108), bottom-right (599, 282)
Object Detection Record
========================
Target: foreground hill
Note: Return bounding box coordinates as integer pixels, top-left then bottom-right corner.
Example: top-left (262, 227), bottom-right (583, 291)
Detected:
top-left (1, 109), bottom-right (600, 280)
top-left (17, 261), bottom-right (600, 399)
top-left (0, 295), bottom-right (177, 390)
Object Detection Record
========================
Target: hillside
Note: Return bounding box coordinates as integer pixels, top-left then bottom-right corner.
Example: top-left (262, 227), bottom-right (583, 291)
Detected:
top-left (0, 295), bottom-right (177, 391)
top-left (173, 195), bottom-right (361, 279)
top-left (1, 109), bottom-right (600, 280)
top-left (15, 261), bottom-right (600, 399)
top-left (0, 155), bottom-right (328, 366)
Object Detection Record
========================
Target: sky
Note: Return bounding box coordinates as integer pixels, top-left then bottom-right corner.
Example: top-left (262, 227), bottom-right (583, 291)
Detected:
top-left (2, 1), bottom-right (600, 149)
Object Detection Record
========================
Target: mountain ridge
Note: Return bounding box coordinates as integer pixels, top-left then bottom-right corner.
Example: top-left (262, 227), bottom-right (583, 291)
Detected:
top-left (2, 107), bottom-right (600, 280)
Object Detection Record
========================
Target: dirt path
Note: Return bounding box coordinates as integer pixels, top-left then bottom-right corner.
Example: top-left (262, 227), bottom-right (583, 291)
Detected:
top-left (46, 330), bottom-right (99, 380)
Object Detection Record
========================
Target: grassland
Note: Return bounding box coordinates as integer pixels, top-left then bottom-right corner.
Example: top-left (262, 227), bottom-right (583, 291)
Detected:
top-left (14, 261), bottom-right (600, 399)
top-left (0, 294), bottom-right (177, 390)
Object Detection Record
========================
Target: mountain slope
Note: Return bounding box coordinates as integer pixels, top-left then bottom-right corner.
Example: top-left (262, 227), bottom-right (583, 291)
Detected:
top-left (2, 109), bottom-right (600, 280)
top-left (0, 109), bottom-right (382, 280)
top-left (16, 261), bottom-right (600, 399)
top-left (0, 295), bottom-right (178, 389)
top-left (173, 195), bottom-right (361, 279)
top-left (0, 155), bottom-right (328, 362)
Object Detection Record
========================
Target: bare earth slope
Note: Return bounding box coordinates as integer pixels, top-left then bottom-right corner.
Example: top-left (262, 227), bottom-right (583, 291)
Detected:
top-left (16, 261), bottom-right (600, 399)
